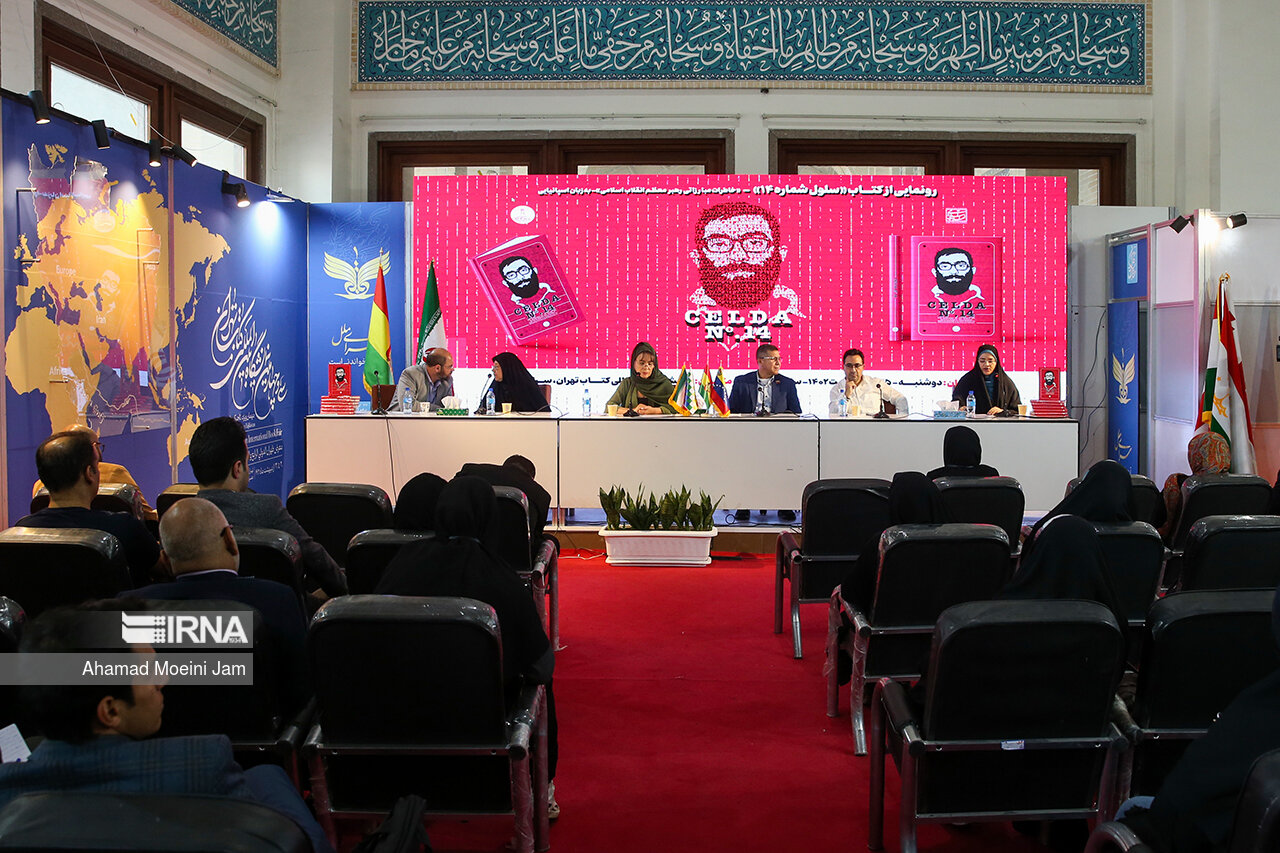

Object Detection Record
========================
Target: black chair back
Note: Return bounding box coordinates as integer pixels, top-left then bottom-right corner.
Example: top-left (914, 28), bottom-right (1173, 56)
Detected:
top-left (30, 482), bottom-right (141, 518)
top-left (0, 597), bottom-right (26, 730)
top-left (933, 476), bottom-right (1024, 544)
top-left (233, 528), bottom-right (304, 598)
top-left (285, 483), bottom-right (393, 567)
top-left (1229, 749), bottom-right (1280, 853)
top-left (1130, 475), bottom-right (1163, 526)
top-left (0, 792), bottom-right (309, 852)
top-left (491, 486), bottom-right (533, 571)
top-left (308, 595), bottom-right (507, 746)
top-left (156, 483), bottom-right (201, 518)
top-left (1180, 515), bottom-right (1280, 591)
top-left (345, 529), bottom-right (435, 594)
top-left (0, 528), bottom-right (130, 616)
top-left (1092, 521), bottom-right (1166, 626)
top-left (797, 479), bottom-right (890, 599)
top-left (870, 523), bottom-right (1010, 628)
top-left (1173, 474), bottom-right (1272, 548)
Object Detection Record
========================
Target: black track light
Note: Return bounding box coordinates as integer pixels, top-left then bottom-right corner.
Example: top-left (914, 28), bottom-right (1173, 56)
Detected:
top-left (1224, 213), bottom-right (1248, 229)
top-left (165, 145), bottom-right (197, 167)
top-left (221, 171), bottom-right (250, 208)
top-left (148, 138), bottom-right (163, 168)
top-left (92, 120), bottom-right (110, 150)
top-left (1170, 214), bottom-right (1192, 234)
top-left (28, 90), bottom-right (50, 124)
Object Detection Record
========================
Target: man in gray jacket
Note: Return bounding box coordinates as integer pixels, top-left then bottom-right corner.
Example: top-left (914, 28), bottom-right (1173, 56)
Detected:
top-left (188, 417), bottom-right (347, 598)
top-left (392, 347), bottom-right (454, 411)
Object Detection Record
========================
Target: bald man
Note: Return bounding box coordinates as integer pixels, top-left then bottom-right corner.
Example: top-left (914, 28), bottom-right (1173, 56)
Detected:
top-left (132, 498), bottom-right (310, 715)
top-left (392, 347), bottom-right (454, 412)
top-left (32, 424), bottom-right (157, 521)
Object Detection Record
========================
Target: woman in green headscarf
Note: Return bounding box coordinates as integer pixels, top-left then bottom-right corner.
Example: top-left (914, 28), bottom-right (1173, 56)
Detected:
top-left (607, 342), bottom-right (676, 414)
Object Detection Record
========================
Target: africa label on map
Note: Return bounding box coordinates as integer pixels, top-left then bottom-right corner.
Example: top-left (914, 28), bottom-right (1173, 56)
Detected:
top-left (5, 144), bottom-right (229, 464)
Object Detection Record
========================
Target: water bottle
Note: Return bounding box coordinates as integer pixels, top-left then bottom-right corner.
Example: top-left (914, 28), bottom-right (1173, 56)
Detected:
top-left (966, 391), bottom-right (976, 416)
top-left (484, 388), bottom-right (495, 415)
top-left (837, 395), bottom-right (848, 418)
top-left (582, 386), bottom-right (592, 416)
top-left (402, 390), bottom-right (413, 413)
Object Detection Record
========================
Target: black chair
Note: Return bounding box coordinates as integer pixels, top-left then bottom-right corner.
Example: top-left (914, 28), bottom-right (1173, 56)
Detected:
top-left (303, 596), bottom-right (549, 853)
top-left (1114, 589), bottom-right (1280, 797)
top-left (775, 478), bottom-right (890, 659)
top-left (345, 529), bottom-right (435, 594)
top-left (1179, 515), bottom-right (1280, 591)
top-left (1065, 473), bottom-right (1166, 526)
top-left (492, 486), bottom-right (560, 649)
top-left (156, 483), bottom-right (201, 517)
top-left (285, 483), bottom-right (393, 567)
top-left (1170, 474), bottom-right (1272, 549)
top-left (0, 792), bottom-right (309, 852)
top-left (138, 599), bottom-right (302, 772)
top-left (0, 528), bottom-right (130, 616)
top-left (233, 528), bottom-right (304, 603)
top-left (869, 600), bottom-right (1127, 853)
top-left (1092, 521), bottom-right (1167, 634)
top-left (827, 523), bottom-right (1010, 755)
top-left (1085, 748), bottom-right (1280, 853)
top-left (0, 597), bottom-right (26, 731)
top-left (933, 476), bottom-right (1024, 548)
top-left (30, 482), bottom-right (142, 518)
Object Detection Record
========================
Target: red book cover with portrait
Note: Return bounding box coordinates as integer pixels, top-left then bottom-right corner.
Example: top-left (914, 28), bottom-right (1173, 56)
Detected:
top-left (328, 363), bottom-right (352, 397)
top-left (467, 236), bottom-right (584, 344)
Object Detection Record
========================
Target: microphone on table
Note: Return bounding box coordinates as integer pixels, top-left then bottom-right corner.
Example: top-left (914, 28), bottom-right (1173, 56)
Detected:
top-left (755, 381), bottom-right (770, 417)
top-left (477, 371), bottom-right (494, 413)
top-left (873, 382), bottom-right (890, 419)
top-left (371, 369), bottom-right (386, 416)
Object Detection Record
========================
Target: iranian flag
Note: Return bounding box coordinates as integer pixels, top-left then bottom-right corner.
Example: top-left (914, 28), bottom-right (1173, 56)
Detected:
top-left (416, 259), bottom-right (446, 360)
top-left (363, 265), bottom-right (392, 394)
top-left (1200, 274), bottom-right (1255, 473)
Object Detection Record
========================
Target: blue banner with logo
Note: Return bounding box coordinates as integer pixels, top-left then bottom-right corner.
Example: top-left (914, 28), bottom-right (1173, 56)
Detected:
top-left (306, 203), bottom-right (409, 412)
top-left (1111, 236), bottom-right (1148, 300)
top-left (1107, 299), bottom-right (1140, 473)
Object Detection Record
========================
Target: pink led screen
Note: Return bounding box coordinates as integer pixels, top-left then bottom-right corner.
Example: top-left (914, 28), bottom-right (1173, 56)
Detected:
top-left (412, 175), bottom-right (1066, 373)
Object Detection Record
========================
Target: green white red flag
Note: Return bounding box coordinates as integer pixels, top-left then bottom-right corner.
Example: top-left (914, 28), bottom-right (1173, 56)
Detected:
top-left (1200, 273), bottom-right (1255, 473)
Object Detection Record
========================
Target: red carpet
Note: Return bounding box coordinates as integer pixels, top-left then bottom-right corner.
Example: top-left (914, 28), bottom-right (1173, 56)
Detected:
top-left (427, 550), bottom-right (1054, 853)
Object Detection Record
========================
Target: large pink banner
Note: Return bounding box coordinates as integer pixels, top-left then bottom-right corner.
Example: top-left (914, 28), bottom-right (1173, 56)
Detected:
top-left (412, 175), bottom-right (1066, 374)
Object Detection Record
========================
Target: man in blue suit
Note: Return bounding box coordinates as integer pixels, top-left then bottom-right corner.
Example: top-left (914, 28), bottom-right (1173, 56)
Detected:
top-left (727, 343), bottom-right (802, 522)
top-left (0, 603), bottom-right (331, 852)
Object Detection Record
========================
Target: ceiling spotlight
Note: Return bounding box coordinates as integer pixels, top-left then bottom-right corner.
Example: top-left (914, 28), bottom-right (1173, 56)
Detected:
top-left (28, 90), bottom-right (50, 124)
top-left (91, 120), bottom-right (110, 150)
top-left (1224, 213), bottom-right (1248, 229)
top-left (221, 171), bottom-right (251, 208)
top-left (165, 145), bottom-right (197, 167)
top-left (148, 138), bottom-right (163, 168)
top-left (1169, 214), bottom-right (1192, 234)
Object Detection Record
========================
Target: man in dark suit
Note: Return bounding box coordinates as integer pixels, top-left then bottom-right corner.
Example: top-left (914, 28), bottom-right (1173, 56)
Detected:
top-left (457, 455), bottom-right (553, 544)
top-left (132, 497), bottom-right (310, 716)
top-left (727, 343), bottom-right (802, 416)
top-left (727, 344), bottom-right (802, 522)
top-left (14, 429), bottom-right (161, 586)
top-left (0, 603), bottom-right (331, 852)
top-left (188, 417), bottom-right (346, 598)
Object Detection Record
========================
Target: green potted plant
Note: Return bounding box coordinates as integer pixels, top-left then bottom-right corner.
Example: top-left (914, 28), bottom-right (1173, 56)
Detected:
top-left (598, 485), bottom-right (722, 566)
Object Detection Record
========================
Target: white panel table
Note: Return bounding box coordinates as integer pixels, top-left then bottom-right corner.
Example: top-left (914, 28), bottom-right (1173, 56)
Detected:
top-left (557, 414), bottom-right (820, 510)
top-left (817, 416), bottom-right (1079, 514)
top-left (306, 413), bottom-right (560, 502)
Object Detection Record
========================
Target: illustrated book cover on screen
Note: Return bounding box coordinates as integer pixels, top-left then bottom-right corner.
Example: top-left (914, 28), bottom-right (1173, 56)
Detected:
top-left (467, 235), bottom-right (584, 344)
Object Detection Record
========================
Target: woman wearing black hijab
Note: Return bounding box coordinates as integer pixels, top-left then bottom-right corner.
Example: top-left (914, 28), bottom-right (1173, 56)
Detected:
top-left (392, 472), bottom-right (448, 531)
top-left (1000, 514), bottom-right (1127, 629)
top-left (1020, 458), bottom-right (1131, 565)
top-left (951, 344), bottom-right (1021, 415)
top-left (926, 425), bottom-right (1001, 479)
top-left (479, 352), bottom-right (550, 413)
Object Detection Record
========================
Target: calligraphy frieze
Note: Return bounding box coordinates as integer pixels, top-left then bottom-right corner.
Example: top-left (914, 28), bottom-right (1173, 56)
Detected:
top-left (355, 1), bottom-right (1146, 89)
top-left (167, 0), bottom-right (277, 66)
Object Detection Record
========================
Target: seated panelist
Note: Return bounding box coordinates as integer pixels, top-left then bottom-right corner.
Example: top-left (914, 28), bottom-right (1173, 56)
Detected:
top-left (607, 342), bottom-right (676, 415)
top-left (728, 344), bottom-right (801, 415)
top-left (477, 352), bottom-right (551, 414)
top-left (392, 347), bottom-right (454, 412)
top-left (828, 348), bottom-right (908, 416)
top-left (951, 344), bottom-right (1021, 415)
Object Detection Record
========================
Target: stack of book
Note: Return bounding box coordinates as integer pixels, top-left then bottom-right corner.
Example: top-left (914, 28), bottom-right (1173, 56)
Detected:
top-left (1030, 399), bottom-right (1068, 418)
top-left (319, 396), bottom-right (358, 414)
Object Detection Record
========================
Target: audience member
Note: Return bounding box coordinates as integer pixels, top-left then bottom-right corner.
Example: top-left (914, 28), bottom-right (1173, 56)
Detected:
top-left (926, 425), bottom-right (1000, 479)
top-left (1120, 584), bottom-right (1280, 853)
top-left (478, 352), bottom-right (551, 413)
top-left (1000, 514), bottom-right (1127, 629)
top-left (131, 498), bottom-right (310, 716)
top-left (14, 430), bottom-right (160, 586)
top-left (393, 473), bottom-right (448, 531)
top-left (1021, 458), bottom-right (1131, 564)
top-left (1157, 431), bottom-right (1230, 543)
top-left (375, 476), bottom-right (559, 817)
top-left (457, 455), bottom-right (552, 544)
top-left (0, 602), bottom-right (331, 852)
top-left (32, 424), bottom-right (157, 521)
top-left (188, 417), bottom-right (346, 598)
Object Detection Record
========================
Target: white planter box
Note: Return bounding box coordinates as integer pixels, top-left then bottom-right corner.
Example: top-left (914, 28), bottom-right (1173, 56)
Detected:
top-left (598, 527), bottom-right (717, 566)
